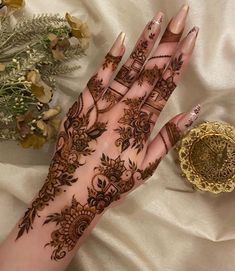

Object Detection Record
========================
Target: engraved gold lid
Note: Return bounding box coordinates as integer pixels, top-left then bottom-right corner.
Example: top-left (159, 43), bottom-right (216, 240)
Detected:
top-left (178, 121), bottom-right (235, 194)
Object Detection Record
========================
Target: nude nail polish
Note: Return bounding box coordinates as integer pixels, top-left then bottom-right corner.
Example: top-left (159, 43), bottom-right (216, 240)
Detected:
top-left (146, 12), bottom-right (164, 39)
top-left (168, 4), bottom-right (189, 34)
top-left (177, 104), bottom-right (201, 130)
top-left (110, 32), bottom-right (126, 56)
top-left (153, 11), bottom-right (164, 25)
top-left (181, 26), bottom-right (199, 54)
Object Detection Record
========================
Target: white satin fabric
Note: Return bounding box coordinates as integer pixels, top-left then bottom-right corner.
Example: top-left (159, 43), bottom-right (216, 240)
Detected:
top-left (1, 0), bottom-right (235, 270)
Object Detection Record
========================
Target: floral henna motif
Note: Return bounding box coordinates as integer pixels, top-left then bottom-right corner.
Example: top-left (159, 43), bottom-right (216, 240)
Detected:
top-left (98, 87), bottom-right (124, 113)
top-left (44, 196), bottom-right (96, 261)
top-left (87, 154), bottom-right (139, 213)
top-left (102, 53), bottom-right (122, 71)
top-left (138, 158), bottom-right (162, 180)
top-left (144, 54), bottom-right (184, 116)
top-left (16, 95), bottom-right (107, 239)
top-left (130, 40), bottom-right (148, 70)
top-left (87, 73), bottom-right (105, 102)
top-left (138, 65), bottom-right (163, 86)
top-left (115, 96), bottom-right (154, 153)
top-left (44, 153), bottom-right (163, 260)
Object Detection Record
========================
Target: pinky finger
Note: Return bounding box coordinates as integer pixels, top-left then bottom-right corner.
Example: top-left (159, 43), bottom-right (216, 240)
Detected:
top-left (141, 104), bottom-right (201, 174)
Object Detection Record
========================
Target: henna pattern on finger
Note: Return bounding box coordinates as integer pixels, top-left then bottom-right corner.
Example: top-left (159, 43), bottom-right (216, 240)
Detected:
top-left (115, 96), bottom-right (154, 153)
top-left (114, 39), bottom-right (150, 88)
top-left (130, 40), bottom-right (148, 72)
top-left (144, 54), bottom-right (184, 116)
top-left (98, 87), bottom-right (124, 113)
top-left (138, 158), bottom-right (161, 179)
top-left (87, 73), bottom-right (105, 102)
top-left (164, 121), bottom-right (181, 151)
top-left (16, 94), bottom-right (107, 239)
top-left (160, 27), bottom-right (183, 43)
top-left (115, 65), bottom-right (136, 88)
top-left (149, 55), bottom-right (172, 60)
top-left (101, 18), bottom-right (162, 111)
top-left (138, 65), bottom-right (163, 86)
top-left (102, 53), bottom-right (122, 71)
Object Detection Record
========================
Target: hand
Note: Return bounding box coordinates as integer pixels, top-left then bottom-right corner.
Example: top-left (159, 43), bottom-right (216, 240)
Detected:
top-left (16, 5), bottom-right (200, 262)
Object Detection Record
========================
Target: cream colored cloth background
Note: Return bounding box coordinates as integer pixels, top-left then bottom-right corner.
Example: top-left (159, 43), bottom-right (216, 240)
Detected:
top-left (0, 0), bottom-right (235, 270)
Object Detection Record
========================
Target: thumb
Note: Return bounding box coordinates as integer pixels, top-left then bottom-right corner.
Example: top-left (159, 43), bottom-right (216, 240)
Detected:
top-left (141, 104), bottom-right (201, 176)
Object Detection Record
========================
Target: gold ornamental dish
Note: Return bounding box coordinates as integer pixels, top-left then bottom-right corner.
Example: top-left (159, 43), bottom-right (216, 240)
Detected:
top-left (178, 121), bottom-right (235, 194)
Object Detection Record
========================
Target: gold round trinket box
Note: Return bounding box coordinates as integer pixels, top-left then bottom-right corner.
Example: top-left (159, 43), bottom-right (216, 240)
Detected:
top-left (178, 121), bottom-right (235, 194)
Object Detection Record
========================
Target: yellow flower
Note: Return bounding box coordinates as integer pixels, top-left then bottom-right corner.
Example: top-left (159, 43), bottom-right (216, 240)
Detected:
top-left (26, 70), bottom-right (53, 104)
top-left (36, 106), bottom-right (61, 139)
top-left (65, 13), bottom-right (90, 48)
top-left (2, 0), bottom-right (25, 9)
top-left (20, 134), bottom-right (46, 149)
top-left (48, 33), bottom-right (70, 60)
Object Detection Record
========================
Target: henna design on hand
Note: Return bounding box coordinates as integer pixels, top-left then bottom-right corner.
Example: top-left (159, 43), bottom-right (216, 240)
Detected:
top-left (44, 153), bottom-right (162, 260)
top-left (16, 95), bottom-right (107, 239)
top-left (87, 154), bottom-right (137, 213)
top-left (17, 49), bottom-right (125, 239)
top-left (43, 196), bottom-right (96, 261)
top-left (102, 53), bottom-right (122, 71)
top-left (115, 96), bottom-right (154, 153)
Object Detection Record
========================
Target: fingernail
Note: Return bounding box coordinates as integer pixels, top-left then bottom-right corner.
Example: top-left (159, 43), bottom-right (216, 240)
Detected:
top-left (177, 104), bottom-right (201, 130)
top-left (110, 32), bottom-right (126, 56)
top-left (146, 11), bottom-right (164, 39)
top-left (169, 4), bottom-right (189, 34)
top-left (181, 26), bottom-right (199, 54)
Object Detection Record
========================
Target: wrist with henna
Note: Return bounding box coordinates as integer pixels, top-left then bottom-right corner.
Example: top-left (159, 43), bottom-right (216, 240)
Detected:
top-left (42, 153), bottom-right (161, 260)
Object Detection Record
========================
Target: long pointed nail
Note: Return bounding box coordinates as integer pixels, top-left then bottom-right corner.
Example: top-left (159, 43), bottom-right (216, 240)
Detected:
top-left (181, 26), bottom-right (199, 54)
top-left (169, 4), bottom-right (189, 34)
top-left (177, 104), bottom-right (201, 130)
top-left (110, 32), bottom-right (126, 56)
top-left (146, 11), bottom-right (164, 39)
